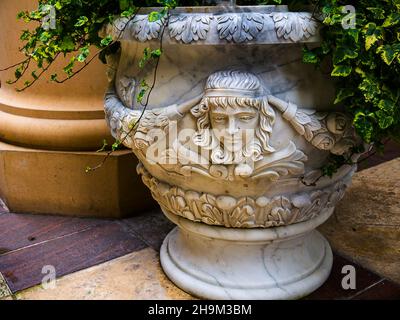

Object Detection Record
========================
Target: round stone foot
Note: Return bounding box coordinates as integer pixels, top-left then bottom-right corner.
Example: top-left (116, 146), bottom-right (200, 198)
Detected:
top-left (160, 208), bottom-right (334, 300)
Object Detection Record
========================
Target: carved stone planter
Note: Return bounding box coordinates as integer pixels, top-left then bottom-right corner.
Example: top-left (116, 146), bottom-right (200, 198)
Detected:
top-left (104, 5), bottom-right (360, 299)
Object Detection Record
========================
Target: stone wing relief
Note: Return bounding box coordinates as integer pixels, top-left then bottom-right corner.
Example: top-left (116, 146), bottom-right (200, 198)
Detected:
top-left (267, 96), bottom-right (359, 156)
top-left (117, 76), bottom-right (136, 108)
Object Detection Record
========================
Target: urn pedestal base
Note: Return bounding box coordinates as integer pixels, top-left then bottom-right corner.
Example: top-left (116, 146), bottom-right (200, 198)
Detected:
top-left (160, 208), bottom-right (334, 300)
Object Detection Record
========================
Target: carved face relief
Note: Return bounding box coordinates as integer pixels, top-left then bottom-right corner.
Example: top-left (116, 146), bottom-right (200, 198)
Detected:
top-left (192, 94), bottom-right (276, 167)
top-left (209, 103), bottom-right (260, 152)
top-left (189, 70), bottom-right (277, 169)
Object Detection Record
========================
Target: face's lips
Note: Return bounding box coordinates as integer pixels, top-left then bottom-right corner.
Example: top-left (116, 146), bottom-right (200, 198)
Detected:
top-left (223, 135), bottom-right (243, 145)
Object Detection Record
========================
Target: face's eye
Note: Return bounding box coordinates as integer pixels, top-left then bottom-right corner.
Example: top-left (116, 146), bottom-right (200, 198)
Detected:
top-left (239, 114), bottom-right (256, 121)
top-left (212, 115), bottom-right (226, 123)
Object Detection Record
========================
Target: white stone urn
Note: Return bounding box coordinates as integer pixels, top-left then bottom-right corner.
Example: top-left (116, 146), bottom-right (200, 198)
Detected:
top-left (104, 5), bottom-right (360, 299)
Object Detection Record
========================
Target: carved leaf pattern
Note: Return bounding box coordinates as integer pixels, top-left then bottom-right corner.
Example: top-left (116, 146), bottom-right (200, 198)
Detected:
top-left (131, 16), bottom-right (164, 42)
top-left (169, 15), bottom-right (213, 43)
top-left (217, 13), bottom-right (264, 43)
top-left (272, 12), bottom-right (318, 42)
top-left (137, 163), bottom-right (352, 229)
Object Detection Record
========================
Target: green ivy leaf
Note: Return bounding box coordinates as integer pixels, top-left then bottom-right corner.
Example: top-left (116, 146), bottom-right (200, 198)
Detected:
top-left (150, 48), bottom-right (162, 58)
top-left (75, 16), bottom-right (89, 27)
top-left (331, 65), bottom-right (352, 77)
top-left (302, 48), bottom-right (318, 64)
top-left (376, 110), bottom-right (394, 129)
top-left (59, 36), bottom-right (75, 51)
top-left (333, 46), bottom-right (358, 64)
top-left (378, 99), bottom-right (396, 113)
top-left (366, 7), bottom-right (385, 20)
top-left (346, 29), bottom-right (359, 43)
top-left (376, 44), bottom-right (400, 65)
top-left (334, 88), bottom-right (354, 104)
top-left (382, 13), bottom-right (400, 27)
top-left (353, 112), bottom-right (374, 143)
top-left (100, 35), bottom-right (113, 47)
top-left (121, 7), bottom-right (136, 18)
top-left (363, 23), bottom-right (383, 51)
top-left (148, 11), bottom-right (163, 22)
top-left (77, 46), bottom-right (90, 62)
top-left (358, 77), bottom-right (381, 101)
top-left (112, 140), bottom-right (121, 151)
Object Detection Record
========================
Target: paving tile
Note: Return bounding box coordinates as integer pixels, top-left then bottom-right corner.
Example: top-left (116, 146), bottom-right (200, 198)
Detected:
top-left (0, 272), bottom-right (12, 299)
top-left (123, 210), bottom-right (175, 251)
top-left (0, 213), bottom-right (108, 254)
top-left (358, 140), bottom-right (400, 171)
top-left (305, 253), bottom-right (383, 300)
top-left (350, 280), bottom-right (400, 300)
top-left (319, 158), bottom-right (400, 284)
top-left (0, 222), bottom-right (147, 293)
top-left (15, 248), bottom-right (193, 300)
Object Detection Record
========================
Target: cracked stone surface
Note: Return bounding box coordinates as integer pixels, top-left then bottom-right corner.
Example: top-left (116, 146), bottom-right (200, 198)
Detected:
top-left (319, 158), bottom-right (400, 284)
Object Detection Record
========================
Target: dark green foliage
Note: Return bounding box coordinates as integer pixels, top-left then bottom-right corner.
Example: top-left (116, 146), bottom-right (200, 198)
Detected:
top-left (300, 0), bottom-right (400, 173)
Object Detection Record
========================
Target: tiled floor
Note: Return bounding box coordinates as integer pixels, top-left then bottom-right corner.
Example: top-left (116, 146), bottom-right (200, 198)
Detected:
top-left (1, 203), bottom-right (400, 300)
top-left (0, 143), bottom-right (400, 300)
top-left (319, 158), bottom-right (400, 284)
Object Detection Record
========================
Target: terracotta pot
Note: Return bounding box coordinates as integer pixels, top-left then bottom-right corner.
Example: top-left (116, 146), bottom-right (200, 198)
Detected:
top-left (0, 0), bottom-right (156, 217)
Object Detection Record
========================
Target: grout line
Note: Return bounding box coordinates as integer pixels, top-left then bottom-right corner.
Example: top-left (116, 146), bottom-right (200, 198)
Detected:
top-left (352, 222), bottom-right (400, 228)
top-left (115, 220), bottom-right (155, 251)
top-left (346, 278), bottom-right (385, 300)
top-left (0, 272), bottom-right (12, 299)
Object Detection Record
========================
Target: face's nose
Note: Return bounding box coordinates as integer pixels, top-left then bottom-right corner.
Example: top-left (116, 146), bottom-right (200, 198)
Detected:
top-left (227, 116), bottom-right (239, 135)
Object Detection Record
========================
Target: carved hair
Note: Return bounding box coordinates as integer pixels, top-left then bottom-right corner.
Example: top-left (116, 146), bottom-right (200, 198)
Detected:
top-left (205, 70), bottom-right (263, 92)
top-left (191, 71), bottom-right (276, 163)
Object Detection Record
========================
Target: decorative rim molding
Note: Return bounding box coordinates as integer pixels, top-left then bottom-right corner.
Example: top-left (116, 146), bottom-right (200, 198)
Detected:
top-left (106, 11), bottom-right (320, 44)
top-left (137, 163), bottom-right (354, 229)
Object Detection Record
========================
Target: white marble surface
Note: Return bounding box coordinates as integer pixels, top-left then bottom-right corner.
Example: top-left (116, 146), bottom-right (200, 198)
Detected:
top-left (116, 43), bottom-right (336, 112)
top-left (103, 6), bottom-right (362, 300)
top-left (160, 208), bottom-right (334, 299)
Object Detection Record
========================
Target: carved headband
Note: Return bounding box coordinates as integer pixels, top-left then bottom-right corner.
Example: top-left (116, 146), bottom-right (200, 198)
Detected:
top-left (204, 88), bottom-right (263, 98)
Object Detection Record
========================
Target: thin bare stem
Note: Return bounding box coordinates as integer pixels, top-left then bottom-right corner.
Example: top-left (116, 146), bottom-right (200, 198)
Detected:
top-left (6, 59), bottom-right (31, 85)
top-left (16, 53), bottom-right (60, 91)
top-left (0, 58), bottom-right (30, 72)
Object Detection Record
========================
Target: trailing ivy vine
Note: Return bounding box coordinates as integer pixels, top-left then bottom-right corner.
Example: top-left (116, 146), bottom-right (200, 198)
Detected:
top-left (1, 0), bottom-right (399, 176)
